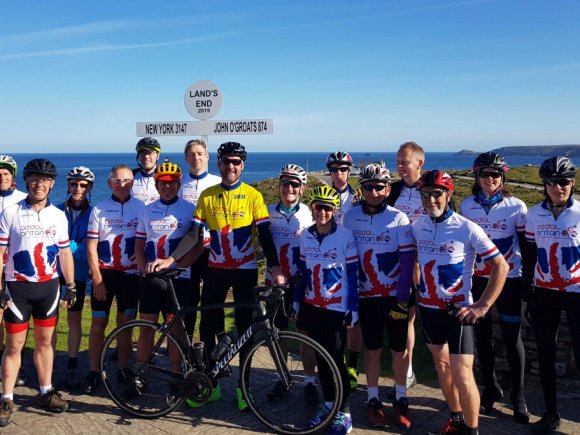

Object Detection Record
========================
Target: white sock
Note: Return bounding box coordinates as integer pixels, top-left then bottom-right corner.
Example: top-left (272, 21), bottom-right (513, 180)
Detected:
top-left (407, 364), bottom-right (413, 378)
top-left (395, 383), bottom-right (407, 401)
top-left (40, 385), bottom-right (53, 395)
top-left (304, 375), bottom-right (316, 385)
top-left (1, 394), bottom-right (14, 401)
top-left (367, 386), bottom-right (379, 401)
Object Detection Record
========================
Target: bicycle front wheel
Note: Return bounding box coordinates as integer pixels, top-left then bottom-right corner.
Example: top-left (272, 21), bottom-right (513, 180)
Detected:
top-left (240, 330), bottom-right (342, 434)
top-left (100, 320), bottom-right (190, 418)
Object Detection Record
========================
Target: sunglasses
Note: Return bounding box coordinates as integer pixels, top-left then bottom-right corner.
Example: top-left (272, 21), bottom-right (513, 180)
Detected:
top-left (221, 158), bottom-right (243, 166)
top-left (478, 171), bottom-right (503, 179)
top-left (329, 167), bottom-right (349, 173)
top-left (545, 178), bottom-right (572, 187)
top-left (280, 180), bottom-right (301, 188)
top-left (362, 184), bottom-right (386, 192)
top-left (419, 190), bottom-right (446, 199)
top-left (69, 182), bottom-right (89, 189)
top-left (312, 203), bottom-right (335, 212)
top-left (110, 178), bottom-right (133, 185)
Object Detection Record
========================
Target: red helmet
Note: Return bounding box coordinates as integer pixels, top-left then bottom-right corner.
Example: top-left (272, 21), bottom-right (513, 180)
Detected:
top-left (417, 170), bottom-right (454, 191)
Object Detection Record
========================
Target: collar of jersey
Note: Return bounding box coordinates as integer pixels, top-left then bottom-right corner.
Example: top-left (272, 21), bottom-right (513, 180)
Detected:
top-left (333, 183), bottom-right (355, 195)
top-left (308, 221), bottom-right (337, 237)
top-left (0, 189), bottom-right (15, 197)
top-left (25, 197), bottom-right (52, 208)
top-left (541, 197), bottom-right (574, 211)
top-left (189, 172), bottom-right (208, 180)
top-left (138, 170), bottom-right (154, 178)
top-left (221, 180), bottom-right (242, 191)
top-left (111, 194), bottom-right (132, 204)
top-left (431, 207), bottom-right (453, 223)
top-left (160, 196), bottom-right (179, 206)
top-left (277, 202), bottom-right (301, 214)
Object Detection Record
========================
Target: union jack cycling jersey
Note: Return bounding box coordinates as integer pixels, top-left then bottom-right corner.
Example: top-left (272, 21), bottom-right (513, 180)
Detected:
top-left (525, 199), bottom-right (580, 293)
top-left (192, 181), bottom-right (270, 270)
top-left (0, 189), bottom-right (27, 214)
top-left (392, 185), bottom-right (426, 224)
top-left (0, 199), bottom-right (70, 282)
top-left (460, 195), bottom-right (527, 279)
top-left (334, 184), bottom-right (359, 226)
top-left (136, 197), bottom-right (195, 280)
top-left (266, 203), bottom-right (313, 283)
top-left (131, 171), bottom-right (159, 205)
top-left (87, 196), bottom-right (144, 273)
top-left (411, 212), bottom-right (500, 309)
top-left (343, 205), bottom-right (415, 298)
top-left (298, 224), bottom-right (359, 313)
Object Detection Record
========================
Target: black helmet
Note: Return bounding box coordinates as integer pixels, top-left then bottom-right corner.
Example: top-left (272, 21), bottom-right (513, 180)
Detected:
top-left (539, 156), bottom-right (576, 180)
top-left (23, 158), bottom-right (57, 181)
top-left (472, 152), bottom-right (509, 174)
top-left (217, 142), bottom-right (247, 161)
top-left (136, 137), bottom-right (161, 153)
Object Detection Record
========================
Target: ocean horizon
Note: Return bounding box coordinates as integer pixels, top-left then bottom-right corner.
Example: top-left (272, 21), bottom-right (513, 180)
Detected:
top-left (8, 152), bottom-right (549, 205)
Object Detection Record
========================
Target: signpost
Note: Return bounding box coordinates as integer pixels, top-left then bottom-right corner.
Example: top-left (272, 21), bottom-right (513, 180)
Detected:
top-left (137, 80), bottom-right (273, 144)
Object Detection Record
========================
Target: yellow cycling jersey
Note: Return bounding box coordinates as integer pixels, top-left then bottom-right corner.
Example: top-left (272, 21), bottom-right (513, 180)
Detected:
top-left (193, 181), bottom-right (270, 269)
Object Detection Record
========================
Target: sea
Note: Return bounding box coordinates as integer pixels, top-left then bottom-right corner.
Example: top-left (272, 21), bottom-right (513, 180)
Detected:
top-left (9, 152), bottom-right (547, 205)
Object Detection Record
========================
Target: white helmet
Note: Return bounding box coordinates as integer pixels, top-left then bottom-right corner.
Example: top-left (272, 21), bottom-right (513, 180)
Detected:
top-left (278, 164), bottom-right (307, 185)
top-left (67, 166), bottom-right (95, 183)
top-left (359, 163), bottom-right (391, 184)
top-left (0, 155), bottom-right (18, 176)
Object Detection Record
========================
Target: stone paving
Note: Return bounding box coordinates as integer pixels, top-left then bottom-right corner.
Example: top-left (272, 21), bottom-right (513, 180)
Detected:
top-left (1, 350), bottom-right (579, 434)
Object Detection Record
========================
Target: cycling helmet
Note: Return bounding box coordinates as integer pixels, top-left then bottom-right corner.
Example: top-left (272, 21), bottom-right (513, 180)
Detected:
top-left (23, 158), bottom-right (57, 180)
top-left (67, 166), bottom-right (95, 183)
top-left (539, 156), bottom-right (576, 179)
top-left (136, 137), bottom-right (161, 154)
top-left (217, 142), bottom-right (247, 161)
top-left (0, 155), bottom-right (18, 177)
top-left (278, 164), bottom-right (307, 185)
top-left (326, 151), bottom-right (353, 168)
top-left (417, 169), bottom-right (454, 191)
top-left (310, 185), bottom-right (340, 208)
top-left (472, 152), bottom-right (509, 174)
top-left (359, 163), bottom-right (391, 184)
top-left (154, 158), bottom-right (182, 182)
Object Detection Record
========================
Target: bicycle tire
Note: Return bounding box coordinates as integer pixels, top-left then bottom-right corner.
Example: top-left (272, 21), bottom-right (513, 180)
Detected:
top-left (240, 330), bottom-right (342, 434)
top-left (100, 320), bottom-right (190, 418)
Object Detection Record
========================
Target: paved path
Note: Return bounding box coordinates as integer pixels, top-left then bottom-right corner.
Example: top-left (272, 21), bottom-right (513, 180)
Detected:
top-left (2, 351), bottom-right (579, 434)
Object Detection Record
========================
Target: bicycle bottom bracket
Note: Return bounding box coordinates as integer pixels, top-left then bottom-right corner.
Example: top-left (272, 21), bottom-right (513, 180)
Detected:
top-left (178, 370), bottom-right (213, 401)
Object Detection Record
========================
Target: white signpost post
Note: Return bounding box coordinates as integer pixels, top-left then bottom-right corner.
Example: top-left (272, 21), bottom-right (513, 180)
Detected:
top-left (136, 80), bottom-right (273, 145)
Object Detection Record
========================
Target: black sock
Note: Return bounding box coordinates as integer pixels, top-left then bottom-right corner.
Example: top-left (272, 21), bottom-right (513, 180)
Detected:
top-left (67, 357), bottom-right (78, 369)
top-left (451, 412), bottom-right (464, 424)
top-left (347, 351), bottom-right (359, 369)
top-left (465, 427), bottom-right (478, 435)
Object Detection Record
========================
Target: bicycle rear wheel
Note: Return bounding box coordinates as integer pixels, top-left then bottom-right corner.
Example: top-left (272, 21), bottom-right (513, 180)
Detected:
top-left (100, 320), bottom-right (190, 418)
top-left (240, 330), bottom-right (342, 434)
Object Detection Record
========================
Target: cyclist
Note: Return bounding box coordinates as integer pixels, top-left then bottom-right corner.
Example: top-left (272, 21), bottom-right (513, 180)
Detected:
top-left (135, 160), bottom-right (201, 375)
top-left (459, 152), bottom-right (530, 423)
top-left (326, 151), bottom-right (362, 391)
top-left (525, 156), bottom-right (580, 434)
top-left (386, 141), bottom-right (427, 396)
top-left (179, 139), bottom-right (221, 340)
top-left (412, 170), bottom-right (508, 435)
top-left (84, 164), bottom-right (144, 394)
top-left (132, 137), bottom-right (161, 204)
top-left (292, 185), bottom-right (359, 435)
top-left (264, 164), bottom-right (318, 405)
top-left (0, 155), bottom-right (27, 388)
top-left (56, 166), bottom-right (95, 389)
top-left (0, 159), bottom-right (75, 427)
top-left (148, 142), bottom-right (285, 411)
top-left (343, 163), bottom-right (414, 430)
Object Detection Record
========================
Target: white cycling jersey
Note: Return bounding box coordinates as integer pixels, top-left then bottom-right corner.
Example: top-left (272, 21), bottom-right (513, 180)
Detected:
top-left (343, 205), bottom-right (414, 298)
top-left (460, 195), bottom-right (527, 278)
top-left (299, 224), bottom-right (359, 313)
top-left (136, 197), bottom-right (195, 280)
top-left (87, 196), bottom-right (144, 273)
top-left (525, 199), bottom-right (580, 293)
top-left (412, 211), bottom-right (500, 309)
top-left (0, 189), bottom-right (27, 214)
top-left (393, 185), bottom-right (426, 224)
top-left (0, 199), bottom-right (70, 282)
top-left (333, 184), bottom-right (358, 226)
top-left (132, 171), bottom-right (159, 205)
top-left (266, 202), bottom-right (313, 283)
top-left (179, 172), bottom-right (221, 206)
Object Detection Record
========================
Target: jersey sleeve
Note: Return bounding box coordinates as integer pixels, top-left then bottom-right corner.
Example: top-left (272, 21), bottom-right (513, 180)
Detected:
top-left (525, 208), bottom-right (536, 243)
top-left (192, 192), bottom-right (207, 228)
top-left (468, 220), bottom-right (500, 261)
top-left (345, 230), bottom-right (359, 311)
top-left (136, 208), bottom-right (147, 239)
top-left (516, 201), bottom-right (528, 234)
top-left (87, 206), bottom-right (100, 239)
top-left (397, 214), bottom-right (415, 253)
top-left (56, 210), bottom-right (71, 249)
top-left (252, 189), bottom-right (271, 227)
top-left (0, 209), bottom-right (11, 247)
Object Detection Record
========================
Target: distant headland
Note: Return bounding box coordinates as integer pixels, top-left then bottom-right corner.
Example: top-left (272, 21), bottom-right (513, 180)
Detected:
top-left (454, 145), bottom-right (580, 157)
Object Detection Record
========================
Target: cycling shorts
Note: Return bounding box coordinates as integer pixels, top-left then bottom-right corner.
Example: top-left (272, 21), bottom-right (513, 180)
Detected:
top-left (359, 296), bottom-right (408, 352)
top-left (139, 277), bottom-right (190, 316)
top-left (91, 269), bottom-right (139, 318)
top-left (4, 278), bottom-right (60, 333)
top-left (58, 277), bottom-right (87, 312)
top-left (419, 306), bottom-right (475, 355)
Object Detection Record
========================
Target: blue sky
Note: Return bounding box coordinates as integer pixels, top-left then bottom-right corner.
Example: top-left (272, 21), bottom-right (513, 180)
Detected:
top-left (1, 0), bottom-right (579, 153)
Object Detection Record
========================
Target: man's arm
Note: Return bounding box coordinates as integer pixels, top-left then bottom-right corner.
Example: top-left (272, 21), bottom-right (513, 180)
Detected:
top-left (87, 238), bottom-right (107, 301)
top-left (147, 223), bottom-right (201, 272)
top-left (0, 246), bottom-right (7, 308)
top-left (134, 238), bottom-right (147, 274)
top-left (176, 236), bottom-right (204, 268)
top-left (256, 222), bottom-right (285, 284)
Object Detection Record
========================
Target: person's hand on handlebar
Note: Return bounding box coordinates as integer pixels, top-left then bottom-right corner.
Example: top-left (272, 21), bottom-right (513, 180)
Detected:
top-left (146, 257), bottom-right (175, 274)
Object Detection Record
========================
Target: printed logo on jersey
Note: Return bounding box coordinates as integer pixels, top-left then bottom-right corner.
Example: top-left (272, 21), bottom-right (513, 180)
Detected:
top-left (469, 216), bottom-right (508, 231)
top-left (475, 235), bottom-right (515, 276)
top-left (304, 263), bottom-right (343, 308)
top-left (359, 249), bottom-right (399, 297)
top-left (419, 259), bottom-right (466, 308)
top-left (104, 217), bottom-right (138, 230)
top-left (536, 223), bottom-right (578, 239)
top-left (536, 243), bottom-right (580, 290)
top-left (13, 242), bottom-right (59, 282)
top-left (302, 245), bottom-right (339, 261)
top-left (417, 239), bottom-right (457, 255)
top-left (19, 224), bottom-right (57, 238)
top-left (208, 224), bottom-right (254, 268)
top-left (351, 229), bottom-right (391, 244)
top-left (147, 218), bottom-right (184, 231)
top-left (270, 225), bottom-right (303, 240)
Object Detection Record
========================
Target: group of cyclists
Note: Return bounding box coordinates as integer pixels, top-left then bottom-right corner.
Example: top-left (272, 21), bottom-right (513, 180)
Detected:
top-left (0, 138), bottom-right (576, 435)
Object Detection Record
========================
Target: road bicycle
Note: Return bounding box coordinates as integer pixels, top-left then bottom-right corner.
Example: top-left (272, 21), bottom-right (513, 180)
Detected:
top-left (100, 268), bottom-right (342, 434)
